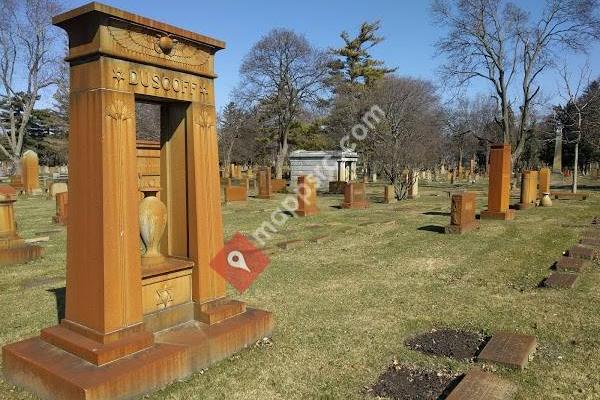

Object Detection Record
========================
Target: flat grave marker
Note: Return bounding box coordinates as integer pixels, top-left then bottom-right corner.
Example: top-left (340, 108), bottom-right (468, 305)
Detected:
top-left (310, 235), bottom-right (330, 244)
top-left (276, 239), bottom-right (303, 250)
top-left (555, 256), bottom-right (590, 273)
top-left (446, 369), bottom-right (516, 400)
top-left (569, 244), bottom-right (596, 261)
top-left (477, 332), bottom-right (537, 370)
top-left (544, 272), bottom-right (580, 289)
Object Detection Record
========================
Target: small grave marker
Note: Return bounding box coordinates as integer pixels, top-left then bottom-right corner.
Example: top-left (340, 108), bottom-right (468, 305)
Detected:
top-left (555, 256), bottom-right (589, 273)
top-left (569, 244), bottom-right (596, 261)
top-left (478, 332), bottom-right (537, 370)
top-left (446, 369), bottom-right (516, 400)
top-left (276, 239), bottom-right (303, 250)
top-left (544, 272), bottom-right (580, 289)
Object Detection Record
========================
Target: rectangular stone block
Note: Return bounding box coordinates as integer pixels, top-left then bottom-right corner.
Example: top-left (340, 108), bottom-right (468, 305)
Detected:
top-left (544, 272), bottom-right (580, 289)
top-left (555, 256), bottom-right (590, 273)
top-left (446, 369), bottom-right (516, 400)
top-left (478, 332), bottom-right (537, 370)
top-left (569, 245), bottom-right (597, 261)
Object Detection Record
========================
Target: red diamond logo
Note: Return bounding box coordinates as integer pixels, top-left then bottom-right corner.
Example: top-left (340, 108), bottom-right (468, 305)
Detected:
top-left (210, 232), bottom-right (270, 293)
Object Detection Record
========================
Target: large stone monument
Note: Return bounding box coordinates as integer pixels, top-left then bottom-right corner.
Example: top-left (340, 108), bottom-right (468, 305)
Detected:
top-left (515, 170), bottom-right (538, 210)
top-left (538, 167), bottom-right (551, 197)
top-left (289, 149), bottom-right (358, 191)
top-left (3, 4), bottom-right (272, 399)
top-left (21, 150), bottom-right (42, 195)
top-left (0, 184), bottom-right (43, 264)
top-left (296, 175), bottom-right (319, 217)
top-left (445, 192), bottom-right (480, 234)
top-left (481, 144), bottom-right (515, 221)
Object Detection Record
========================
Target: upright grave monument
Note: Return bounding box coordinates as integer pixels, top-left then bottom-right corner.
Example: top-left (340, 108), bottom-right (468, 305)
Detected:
top-left (383, 185), bottom-right (397, 204)
top-left (481, 144), bottom-right (515, 221)
top-left (3, 4), bottom-right (272, 399)
top-left (257, 168), bottom-right (274, 199)
top-left (515, 170), bottom-right (538, 210)
top-left (296, 175), bottom-right (319, 217)
top-left (224, 178), bottom-right (247, 203)
top-left (341, 181), bottom-right (369, 209)
top-left (445, 192), bottom-right (480, 234)
top-left (53, 191), bottom-right (68, 225)
top-left (0, 184), bottom-right (43, 264)
top-left (21, 150), bottom-right (42, 195)
top-left (538, 167), bottom-right (551, 197)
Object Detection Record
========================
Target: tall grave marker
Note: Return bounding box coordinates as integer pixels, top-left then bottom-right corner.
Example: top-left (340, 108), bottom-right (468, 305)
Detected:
top-left (3, 4), bottom-right (272, 399)
top-left (481, 144), bottom-right (515, 221)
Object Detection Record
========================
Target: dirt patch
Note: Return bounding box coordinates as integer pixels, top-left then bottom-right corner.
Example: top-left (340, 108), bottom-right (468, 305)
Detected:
top-left (369, 364), bottom-right (459, 400)
top-left (405, 329), bottom-right (489, 361)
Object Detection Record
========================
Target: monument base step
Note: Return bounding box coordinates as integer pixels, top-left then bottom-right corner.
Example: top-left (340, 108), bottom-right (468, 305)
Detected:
top-left (444, 221), bottom-right (480, 234)
top-left (553, 192), bottom-right (589, 200)
top-left (480, 209), bottom-right (515, 221)
top-left (3, 308), bottom-right (273, 400)
top-left (341, 202), bottom-right (368, 209)
top-left (0, 244), bottom-right (43, 265)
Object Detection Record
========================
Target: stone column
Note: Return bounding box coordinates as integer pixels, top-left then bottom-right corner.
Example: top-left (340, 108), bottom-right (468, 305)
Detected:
top-left (21, 150), bottom-right (41, 195)
top-left (481, 144), bottom-right (515, 220)
top-left (515, 170), bottom-right (538, 210)
top-left (539, 167), bottom-right (551, 197)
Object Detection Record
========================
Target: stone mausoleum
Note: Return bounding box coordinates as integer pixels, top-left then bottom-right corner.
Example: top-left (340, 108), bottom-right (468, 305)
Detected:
top-left (289, 149), bottom-right (358, 188)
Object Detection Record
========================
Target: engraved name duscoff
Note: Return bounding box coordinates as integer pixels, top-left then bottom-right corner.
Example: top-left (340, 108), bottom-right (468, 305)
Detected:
top-left (113, 68), bottom-right (210, 101)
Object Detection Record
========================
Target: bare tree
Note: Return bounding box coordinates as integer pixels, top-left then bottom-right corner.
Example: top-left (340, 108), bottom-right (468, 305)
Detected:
top-left (557, 63), bottom-right (599, 192)
top-left (0, 0), bottom-right (63, 163)
top-left (238, 29), bottom-right (330, 178)
top-left (366, 76), bottom-right (444, 199)
top-left (432, 0), bottom-right (600, 163)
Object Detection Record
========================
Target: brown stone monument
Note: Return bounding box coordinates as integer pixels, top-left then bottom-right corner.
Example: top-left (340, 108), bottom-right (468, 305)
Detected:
top-left (224, 178), bottom-right (247, 203)
top-left (538, 167), bottom-right (551, 197)
top-left (481, 144), bottom-right (515, 220)
top-left (3, 4), bottom-right (272, 399)
top-left (0, 184), bottom-right (43, 264)
top-left (341, 181), bottom-right (368, 209)
top-left (445, 192), bottom-right (480, 234)
top-left (296, 175), bottom-right (319, 217)
top-left (53, 191), bottom-right (68, 225)
top-left (257, 168), bottom-right (274, 199)
top-left (515, 170), bottom-right (538, 210)
top-left (21, 150), bottom-right (42, 195)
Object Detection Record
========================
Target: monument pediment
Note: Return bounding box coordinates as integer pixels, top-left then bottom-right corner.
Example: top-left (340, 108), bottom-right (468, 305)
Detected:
top-left (53, 2), bottom-right (225, 77)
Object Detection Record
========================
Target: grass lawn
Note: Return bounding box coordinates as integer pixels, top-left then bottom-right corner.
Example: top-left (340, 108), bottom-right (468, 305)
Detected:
top-left (1, 179), bottom-right (599, 399)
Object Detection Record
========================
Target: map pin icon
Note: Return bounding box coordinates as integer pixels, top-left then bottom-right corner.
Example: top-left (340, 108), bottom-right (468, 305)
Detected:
top-left (227, 250), bottom-right (251, 273)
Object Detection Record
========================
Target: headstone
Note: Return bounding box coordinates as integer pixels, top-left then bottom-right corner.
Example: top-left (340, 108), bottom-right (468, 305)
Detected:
top-left (0, 184), bottom-right (43, 265)
top-left (481, 145), bottom-right (515, 220)
top-left (445, 192), bottom-right (480, 234)
top-left (224, 178), bottom-right (247, 203)
top-left (3, 5), bottom-right (273, 399)
top-left (341, 181), bottom-right (368, 209)
top-left (48, 182), bottom-right (68, 198)
top-left (407, 172), bottom-right (419, 199)
top-left (446, 369), bottom-right (516, 400)
top-left (555, 256), bottom-right (589, 273)
top-left (296, 176), bottom-right (319, 217)
top-left (277, 239), bottom-right (303, 250)
top-left (538, 167), bottom-right (551, 197)
top-left (515, 170), bottom-right (538, 210)
top-left (544, 272), bottom-right (579, 289)
top-left (21, 150), bottom-right (42, 195)
top-left (383, 185), bottom-right (397, 204)
top-left (478, 332), bottom-right (537, 370)
top-left (271, 178), bottom-right (287, 193)
top-left (53, 191), bottom-right (68, 225)
top-left (258, 168), bottom-right (274, 199)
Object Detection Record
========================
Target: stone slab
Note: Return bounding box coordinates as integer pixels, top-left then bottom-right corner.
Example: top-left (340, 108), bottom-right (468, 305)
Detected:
top-left (544, 272), bottom-right (580, 289)
top-left (276, 239), bottom-right (303, 250)
top-left (480, 210), bottom-right (516, 221)
top-left (580, 238), bottom-right (600, 247)
top-left (569, 245), bottom-right (597, 261)
top-left (446, 369), bottom-right (516, 400)
top-left (553, 192), bottom-right (589, 200)
top-left (555, 256), bottom-right (590, 273)
top-left (478, 332), bottom-right (537, 370)
top-left (310, 235), bottom-right (330, 244)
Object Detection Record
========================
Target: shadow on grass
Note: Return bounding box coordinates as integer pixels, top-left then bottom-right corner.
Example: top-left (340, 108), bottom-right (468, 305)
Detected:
top-left (422, 211), bottom-right (450, 216)
top-left (418, 225), bottom-right (446, 234)
top-left (48, 287), bottom-right (65, 323)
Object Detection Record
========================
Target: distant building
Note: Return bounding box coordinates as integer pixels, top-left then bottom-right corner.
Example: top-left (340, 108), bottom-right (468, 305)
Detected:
top-left (289, 150), bottom-right (359, 189)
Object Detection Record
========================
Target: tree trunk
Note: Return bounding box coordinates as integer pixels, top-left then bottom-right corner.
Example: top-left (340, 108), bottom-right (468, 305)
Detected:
top-left (572, 139), bottom-right (579, 194)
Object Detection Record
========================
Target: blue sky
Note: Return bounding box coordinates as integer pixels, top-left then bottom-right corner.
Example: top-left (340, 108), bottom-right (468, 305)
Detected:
top-left (48, 0), bottom-right (599, 111)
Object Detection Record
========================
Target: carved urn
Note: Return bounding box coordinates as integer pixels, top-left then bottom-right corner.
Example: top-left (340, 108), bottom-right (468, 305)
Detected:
top-left (540, 192), bottom-right (553, 207)
top-left (139, 187), bottom-right (167, 265)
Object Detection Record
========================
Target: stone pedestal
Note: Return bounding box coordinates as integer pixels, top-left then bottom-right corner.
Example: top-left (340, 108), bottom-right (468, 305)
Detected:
top-left (383, 185), bottom-right (397, 204)
top-left (445, 192), bottom-right (480, 234)
top-left (3, 4), bottom-right (272, 400)
top-left (257, 168), bottom-right (274, 199)
top-left (53, 191), bottom-right (68, 224)
top-left (341, 182), bottom-right (368, 209)
top-left (515, 170), bottom-right (538, 210)
top-left (538, 167), bottom-right (551, 197)
top-left (481, 144), bottom-right (515, 221)
top-left (224, 179), bottom-right (247, 203)
top-left (0, 184), bottom-right (43, 264)
top-left (296, 176), bottom-right (319, 217)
